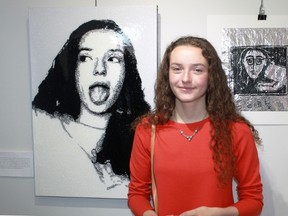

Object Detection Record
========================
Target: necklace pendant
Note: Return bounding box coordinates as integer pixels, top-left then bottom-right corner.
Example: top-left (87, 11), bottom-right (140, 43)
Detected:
top-left (180, 128), bottom-right (199, 142)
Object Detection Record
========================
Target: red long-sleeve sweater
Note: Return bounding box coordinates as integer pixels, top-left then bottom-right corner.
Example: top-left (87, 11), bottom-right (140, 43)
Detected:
top-left (128, 118), bottom-right (263, 216)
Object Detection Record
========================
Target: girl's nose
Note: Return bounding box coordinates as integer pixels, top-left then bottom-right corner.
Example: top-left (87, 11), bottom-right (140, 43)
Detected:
top-left (182, 70), bottom-right (192, 82)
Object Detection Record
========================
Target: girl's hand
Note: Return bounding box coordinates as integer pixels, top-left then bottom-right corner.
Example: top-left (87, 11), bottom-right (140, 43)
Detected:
top-left (179, 206), bottom-right (239, 216)
top-left (179, 206), bottom-right (215, 216)
top-left (143, 210), bottom-right (158, 216)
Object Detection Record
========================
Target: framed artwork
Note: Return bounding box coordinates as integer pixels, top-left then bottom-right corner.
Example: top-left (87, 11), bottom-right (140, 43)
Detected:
top-left (222, 28), bottom-right (288, 111)
top-left (29, 6), bottom-right (157, 198)
top-left (207, 15), bottom-right (288, 125)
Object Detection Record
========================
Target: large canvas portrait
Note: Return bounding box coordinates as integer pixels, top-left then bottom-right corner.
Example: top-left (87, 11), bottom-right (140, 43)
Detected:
top-left (29, 6), bottom-right (157, 198)
top-left (222, 28), bottom-right (288, 111)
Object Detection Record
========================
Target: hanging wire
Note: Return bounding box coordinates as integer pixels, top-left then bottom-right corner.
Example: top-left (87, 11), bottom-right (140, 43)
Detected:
top-left (258, 0), bottom-right (267, 20)
top-left (259, 0), bottom-right (265, 15)
top-left (95, 0), bottom-right (97, 7)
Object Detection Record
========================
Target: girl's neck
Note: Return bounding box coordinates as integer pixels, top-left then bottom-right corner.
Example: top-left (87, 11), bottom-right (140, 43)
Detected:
top-left (173, 102), bottom-right (207, 123)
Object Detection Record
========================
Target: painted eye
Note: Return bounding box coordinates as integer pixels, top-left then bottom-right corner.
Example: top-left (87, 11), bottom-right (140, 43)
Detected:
top-left (255, 57), bottom-right (264, 65)
top-left (108, 56), bottom-right (122, 63)
top-left (78, 55), bottom-right (92, 62)
top-left (106, 50), bottom-right (124, 64)
top-left (246, 57), bottom-right (254, 65)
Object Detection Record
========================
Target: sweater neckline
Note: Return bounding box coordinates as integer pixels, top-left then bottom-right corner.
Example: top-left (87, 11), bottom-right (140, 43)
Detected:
top-left (168, 116), bottom-right (210, 126)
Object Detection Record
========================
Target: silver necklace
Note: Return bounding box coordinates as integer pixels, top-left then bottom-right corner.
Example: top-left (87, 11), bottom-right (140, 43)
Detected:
top-left (178, 112), bottom-right (207, 142)
top-left (180, 128), bottom-right (199, 141)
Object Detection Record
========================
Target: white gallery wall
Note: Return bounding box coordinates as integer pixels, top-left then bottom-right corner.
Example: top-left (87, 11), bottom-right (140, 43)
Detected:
top-left (1, 0), bottom-right (288, 215)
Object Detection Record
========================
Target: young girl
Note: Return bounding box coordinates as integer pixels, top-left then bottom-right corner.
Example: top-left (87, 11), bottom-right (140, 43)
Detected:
top-left (128, 36), bottom-right (263, 216)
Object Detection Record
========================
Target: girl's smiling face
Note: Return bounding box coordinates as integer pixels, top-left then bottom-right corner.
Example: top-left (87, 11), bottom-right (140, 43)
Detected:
top-left (169, 45), bottom-right (209, 106)
top-left (75, 29), bottom-right (126, 114)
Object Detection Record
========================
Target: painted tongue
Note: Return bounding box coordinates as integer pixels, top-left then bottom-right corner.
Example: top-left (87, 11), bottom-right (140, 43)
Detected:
top-left (90, 86), bottom-right (110, 104)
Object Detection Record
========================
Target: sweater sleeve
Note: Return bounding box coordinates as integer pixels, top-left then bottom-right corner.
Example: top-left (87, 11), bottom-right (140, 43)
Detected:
top-left (232, 123), bottom-right (263, 216)
top-left (128, 123), bottom-right (154, 216)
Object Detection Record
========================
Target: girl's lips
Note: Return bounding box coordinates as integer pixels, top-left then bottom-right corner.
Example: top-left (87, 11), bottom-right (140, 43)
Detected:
top-left (179, 86), bottom-right (194, 90)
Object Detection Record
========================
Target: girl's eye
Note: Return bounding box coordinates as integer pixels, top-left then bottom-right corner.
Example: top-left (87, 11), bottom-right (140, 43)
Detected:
top-left (192, 66), bottom-right (206, 74)
top-left (195, 68), bottom-right (203, 73)
top-left (170, 66), bottom-right (182, 72)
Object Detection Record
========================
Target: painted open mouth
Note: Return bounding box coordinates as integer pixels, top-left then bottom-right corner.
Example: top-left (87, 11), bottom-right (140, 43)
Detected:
top-left (89, 83), bottom-right (110, 105)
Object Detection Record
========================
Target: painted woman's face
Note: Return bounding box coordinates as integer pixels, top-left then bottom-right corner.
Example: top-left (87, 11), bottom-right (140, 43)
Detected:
top-left (243, 50), bottom-right (267, 79)
top-left (75, 30), bottom-right (126, 114)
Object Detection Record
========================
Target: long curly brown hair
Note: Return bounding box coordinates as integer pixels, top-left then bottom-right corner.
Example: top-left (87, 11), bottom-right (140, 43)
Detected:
top-left (142, 36), bottom-right (261, 185)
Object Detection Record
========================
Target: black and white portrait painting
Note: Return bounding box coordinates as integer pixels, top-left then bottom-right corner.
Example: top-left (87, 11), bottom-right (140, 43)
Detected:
top-left (29, 6), bottom-right (157, 198)
top-left (231, 45), bottom-right (287, 95)
top-left (222, 28), bottom-right (288, 111)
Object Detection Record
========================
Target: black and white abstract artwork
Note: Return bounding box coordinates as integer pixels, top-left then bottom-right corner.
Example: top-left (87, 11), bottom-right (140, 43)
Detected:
top-left (222, 28), bottom-right (288, 111)
top-left (29, 6), bottom-right (157, 198)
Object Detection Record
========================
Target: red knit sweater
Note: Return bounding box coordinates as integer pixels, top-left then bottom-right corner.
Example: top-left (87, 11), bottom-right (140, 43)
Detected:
top-left (128, 118), bottom-right (263, 216)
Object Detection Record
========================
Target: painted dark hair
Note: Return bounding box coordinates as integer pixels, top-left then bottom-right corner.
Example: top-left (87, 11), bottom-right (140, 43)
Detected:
top-left (32, 19), bottom-right (150, 177)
